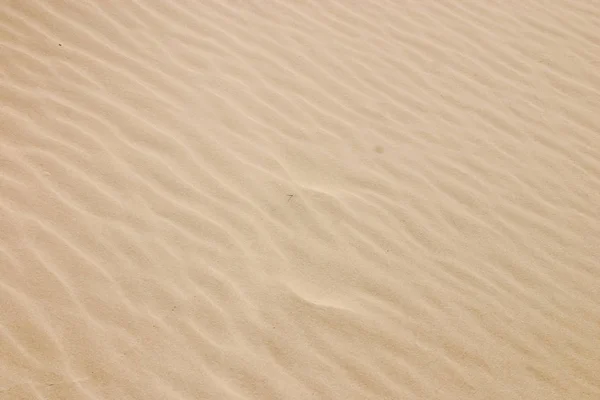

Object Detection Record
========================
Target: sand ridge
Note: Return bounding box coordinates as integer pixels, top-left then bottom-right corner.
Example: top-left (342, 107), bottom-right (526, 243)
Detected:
top-left (1, 0), bottom-right (600, 399)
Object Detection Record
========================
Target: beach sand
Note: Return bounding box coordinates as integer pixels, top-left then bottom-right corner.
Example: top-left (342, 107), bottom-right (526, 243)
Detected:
top-left (1, 1), bottom-right (599, 398)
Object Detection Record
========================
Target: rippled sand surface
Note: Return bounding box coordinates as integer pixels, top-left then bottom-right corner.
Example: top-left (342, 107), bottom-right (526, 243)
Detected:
top-left (2, 1), bottom-right (600, 399)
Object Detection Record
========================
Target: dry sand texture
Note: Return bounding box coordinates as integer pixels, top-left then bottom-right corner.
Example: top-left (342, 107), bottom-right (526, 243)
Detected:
top-left (1, 0), bottom-right (600, 399)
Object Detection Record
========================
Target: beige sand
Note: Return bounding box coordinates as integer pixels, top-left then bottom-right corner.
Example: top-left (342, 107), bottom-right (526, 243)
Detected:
top-left (1, 1), bottom-right (599, 399)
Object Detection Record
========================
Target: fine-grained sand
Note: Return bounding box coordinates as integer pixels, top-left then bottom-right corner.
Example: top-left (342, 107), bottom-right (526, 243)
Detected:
top-left (1, 1), bottom-right (599, 399)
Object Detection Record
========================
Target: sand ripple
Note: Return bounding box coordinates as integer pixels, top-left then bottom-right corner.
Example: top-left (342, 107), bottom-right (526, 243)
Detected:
top-left (1, 0), bottom-right (599, 399)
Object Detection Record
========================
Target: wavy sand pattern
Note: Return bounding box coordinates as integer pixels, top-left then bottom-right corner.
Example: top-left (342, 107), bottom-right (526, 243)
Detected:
top-left (1, 0), bottom-right (600, 399)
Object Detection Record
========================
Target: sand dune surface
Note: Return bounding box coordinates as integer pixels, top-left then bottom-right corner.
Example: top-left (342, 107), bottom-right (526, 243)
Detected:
top-left (1, 0), bottom-right (600, 399)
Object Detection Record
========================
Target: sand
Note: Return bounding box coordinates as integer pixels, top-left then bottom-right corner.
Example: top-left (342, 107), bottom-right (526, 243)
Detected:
top-left (1, 0), bottom-right (599, 399)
